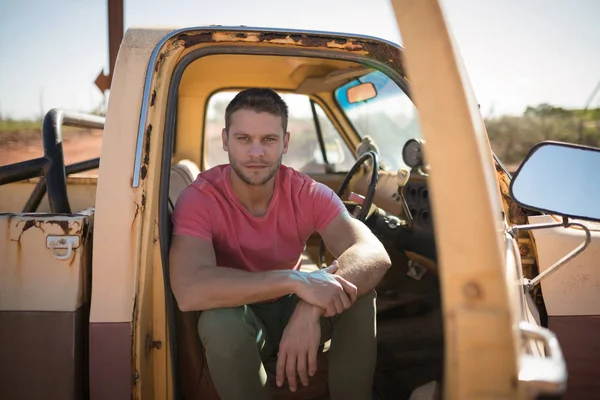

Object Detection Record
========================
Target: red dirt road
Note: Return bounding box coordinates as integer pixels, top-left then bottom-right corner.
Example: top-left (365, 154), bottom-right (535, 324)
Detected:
top-left (0, 129), bottom-right (103, 176)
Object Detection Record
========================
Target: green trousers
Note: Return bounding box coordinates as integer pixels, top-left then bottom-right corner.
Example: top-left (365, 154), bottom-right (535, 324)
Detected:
top-left (197, 290), bottom-right (377, 400)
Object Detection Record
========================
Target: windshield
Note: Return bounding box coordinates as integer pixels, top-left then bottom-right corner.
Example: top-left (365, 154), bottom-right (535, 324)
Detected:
top-left (335, 70), bottom-right (423, 171)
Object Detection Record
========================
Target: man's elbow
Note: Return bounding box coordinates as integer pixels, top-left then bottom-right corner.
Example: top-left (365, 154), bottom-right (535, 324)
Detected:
top-left (171, 282), bottom-right (193, 312)
top-left (369, 238), bottom-right (391, 269)
top-left (377, 250), bottom-right (392, 274)
top-left (170, 272), bottom-right (204, 312)
top-left (173, 288), bottom-right (207, 312)
top-left (357, 240), bottom-right (391, 274)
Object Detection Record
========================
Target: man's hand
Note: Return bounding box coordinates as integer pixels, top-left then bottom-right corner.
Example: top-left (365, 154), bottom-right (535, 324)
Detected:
top-left (276, 301), bottom-right (322, 392)
top-left (295, 261), bottom-right (358, 317)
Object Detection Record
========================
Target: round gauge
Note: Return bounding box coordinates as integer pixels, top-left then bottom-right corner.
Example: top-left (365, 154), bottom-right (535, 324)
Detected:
top-left (402, 139), bottom-right (425, 168)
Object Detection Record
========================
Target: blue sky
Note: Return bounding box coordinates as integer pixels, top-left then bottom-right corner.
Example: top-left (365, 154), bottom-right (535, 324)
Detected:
top-left (1, 0), bottom-right (599, 119)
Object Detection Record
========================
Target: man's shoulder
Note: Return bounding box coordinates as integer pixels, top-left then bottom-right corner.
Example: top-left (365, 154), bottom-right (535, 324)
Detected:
top-left (279, 164), bottom-right (316, 187)
top-left (178, 164), bottom-right (229, 204)
top-left (279, 165), bottom-right (334, 198)
top-left (190, 164), bottom-right (228, 189)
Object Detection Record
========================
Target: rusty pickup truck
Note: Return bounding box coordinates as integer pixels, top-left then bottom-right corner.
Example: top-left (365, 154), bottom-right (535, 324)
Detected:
top-left (1, 1), bottom-right (599, 399)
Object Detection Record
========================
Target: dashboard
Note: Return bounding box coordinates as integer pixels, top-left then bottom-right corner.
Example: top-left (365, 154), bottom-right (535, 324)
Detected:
top-left (372, 138), bottom-right (437, 262)
top-left (354, 137), bottom-right (437, 262)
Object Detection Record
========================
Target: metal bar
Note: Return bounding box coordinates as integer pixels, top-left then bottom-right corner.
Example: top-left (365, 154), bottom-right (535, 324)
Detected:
top-left (65, 157), bottom-right (101, 174)
top-left (108, 0), bottom-right (124, 79)
top-left (22, 177), bottom-right (47, 213)
top-left (0, 110), bottom-right (102, 189)
top-left (310, 100), bottom-right (329, 166)
top-left (527, 222), bottom-right (591, 289)
top-left (43, 109), bottom-right (70, 213)
top-left (507, 221), bottom-right (563, 237)
top-left (0, 157), bottom-right (47, 185)
top-left (509, 221), bottom-right (592, 290)
top-left (42, 109), bottom-right (105, 214)
top-left (62, 113), bottom-right (105, 129)
top-left (22, 158), bottom-right (100, 213)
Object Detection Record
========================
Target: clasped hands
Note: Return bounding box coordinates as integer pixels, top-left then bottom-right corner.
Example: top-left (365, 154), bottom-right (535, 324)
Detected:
top-left (276, 260), bottom-right (357, 392)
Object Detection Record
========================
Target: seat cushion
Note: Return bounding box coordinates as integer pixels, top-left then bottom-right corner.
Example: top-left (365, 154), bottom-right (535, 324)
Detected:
top-left (169, 159), bottom-right (200, 207)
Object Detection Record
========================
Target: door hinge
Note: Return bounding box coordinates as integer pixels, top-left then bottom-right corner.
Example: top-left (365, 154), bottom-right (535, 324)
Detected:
top-left (145, 334), bottom-right (162, 352)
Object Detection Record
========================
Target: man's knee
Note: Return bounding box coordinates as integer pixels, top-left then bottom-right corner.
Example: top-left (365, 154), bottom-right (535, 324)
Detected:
top-left (349, 289), bottom-right (377, 317)
top-left (329, 289), bottom-right (376, 329)
top-left (198, 307), bottom-right (255, 355)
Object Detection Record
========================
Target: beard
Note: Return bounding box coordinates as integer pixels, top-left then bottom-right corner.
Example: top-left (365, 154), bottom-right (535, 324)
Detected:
top-left (229, 154), bottom-right (282, 186)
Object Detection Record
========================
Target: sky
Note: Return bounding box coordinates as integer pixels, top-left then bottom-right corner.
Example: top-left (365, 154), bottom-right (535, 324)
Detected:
top-left (1, 0), bottom-right (599, 120)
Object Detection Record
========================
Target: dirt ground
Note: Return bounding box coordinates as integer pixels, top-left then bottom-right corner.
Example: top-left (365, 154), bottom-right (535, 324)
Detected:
top-left (0, 129), bottom-right (103, 176)
top-left (1, 129), bottom-right (520, 177)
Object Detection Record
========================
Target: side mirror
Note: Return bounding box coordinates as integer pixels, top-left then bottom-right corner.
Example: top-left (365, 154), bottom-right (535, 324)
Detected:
top-left (347, 82), bottom-right (377, 104)
top-left (510, 141), bottom-right (600, 221)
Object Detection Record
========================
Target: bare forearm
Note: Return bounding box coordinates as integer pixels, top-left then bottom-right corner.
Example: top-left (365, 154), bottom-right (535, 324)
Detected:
top-left (335, 242), bottom-right (390, 297)
top-left (175, 266), bottom-right (301, 311)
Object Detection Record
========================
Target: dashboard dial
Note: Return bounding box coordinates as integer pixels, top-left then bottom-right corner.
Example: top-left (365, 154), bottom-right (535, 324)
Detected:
top-left (402, 139), bottom-right (425, 168)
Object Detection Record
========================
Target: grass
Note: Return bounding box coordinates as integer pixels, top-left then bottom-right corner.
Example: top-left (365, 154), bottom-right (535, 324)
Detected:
top-left (0, 119), bottom-right (42, 133)
top-left (0, 119), bottom-right (86, 135)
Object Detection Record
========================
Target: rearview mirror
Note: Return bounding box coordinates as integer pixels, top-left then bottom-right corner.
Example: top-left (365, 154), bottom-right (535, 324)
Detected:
top-left (347, 82), bottom-right (377, 104)
top-left (510, 141), bottom-right (600, 221)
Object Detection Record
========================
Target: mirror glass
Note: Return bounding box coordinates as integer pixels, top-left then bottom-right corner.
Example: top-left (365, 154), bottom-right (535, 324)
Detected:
top-left (347, 82), bottom-right (377, 103)
top-left (510, 142), bottom-right (600, 221)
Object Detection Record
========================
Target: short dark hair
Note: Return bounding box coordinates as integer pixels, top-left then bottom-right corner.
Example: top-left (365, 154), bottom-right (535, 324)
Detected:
top-left (225, 88), bottom-right (289, 134)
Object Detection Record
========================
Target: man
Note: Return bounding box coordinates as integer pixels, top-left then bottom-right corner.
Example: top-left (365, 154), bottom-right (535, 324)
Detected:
top-left (170, 88), bottom-right (391, 400)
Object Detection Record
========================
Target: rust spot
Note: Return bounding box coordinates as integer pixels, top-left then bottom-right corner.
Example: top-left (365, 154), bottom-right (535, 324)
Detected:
top-left (14, 220), bottom-right (37, 242)
top-left (132, 192), bottom-right (147, 228)
top-left (360, 40), bottom-right (404, 73)
top-left (178, 32), bottom-right (214, 47)
top-left (16, 239), bottom-right (22, 271)
top-left (463, 281), bottom-right (483, 300)
top-left (296, 35), bottom-right (330, 47)
top-left (21, 220), bottom-right (36, 234)
top-left (48, 220), bottom-right (70, 233)
top-left (132, 202), bottom-right (140, 227)
top-left (81, 222), bottom-right (89, 244)
top-left (143, 127), bottom-right (152, 167)
top-left (258, 32), bottom-right (289, 42)
top-left (519, 244), bottom-right (530, 257)
top-left (154, 53), bottom-right (165, 72)
top-left (140, 165), bottom-right (148, 180)
top-left (170, 30), bottom-right (407, 79)
top-left (150, 90), bottom-right (156, 107)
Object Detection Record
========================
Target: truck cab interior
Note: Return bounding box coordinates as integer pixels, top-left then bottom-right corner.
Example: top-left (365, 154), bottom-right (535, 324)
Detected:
top-left (161, 52), bottom-right (443, 399)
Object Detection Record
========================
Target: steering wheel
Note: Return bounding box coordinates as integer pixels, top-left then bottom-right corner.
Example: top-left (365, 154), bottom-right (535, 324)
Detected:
top-left (318, 151), bottom-right (380, 267)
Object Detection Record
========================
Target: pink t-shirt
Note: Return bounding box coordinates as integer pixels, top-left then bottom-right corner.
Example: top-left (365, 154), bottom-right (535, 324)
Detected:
top-left (172, 164), bottom-right (346, 272)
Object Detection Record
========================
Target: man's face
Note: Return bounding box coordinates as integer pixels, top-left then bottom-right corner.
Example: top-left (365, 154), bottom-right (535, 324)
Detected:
top-left (222, 109), bottom-right (290, 186)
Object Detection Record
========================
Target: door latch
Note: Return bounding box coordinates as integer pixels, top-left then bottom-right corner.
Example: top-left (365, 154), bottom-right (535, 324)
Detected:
top-left (46, 235), bottom-right (80, 260)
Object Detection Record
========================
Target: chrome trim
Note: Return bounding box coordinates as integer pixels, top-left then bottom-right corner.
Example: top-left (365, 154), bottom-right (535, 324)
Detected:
top-left (508, 220), bottom-right (592, 291)
top-left (519, 321), bottom-right (567, 396)
top-left (131, 26), bottom-right (404, 187)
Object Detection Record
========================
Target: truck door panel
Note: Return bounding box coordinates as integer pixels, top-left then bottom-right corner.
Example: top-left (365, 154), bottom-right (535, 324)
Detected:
top-left (0, 210), bottom-right (94, 400)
